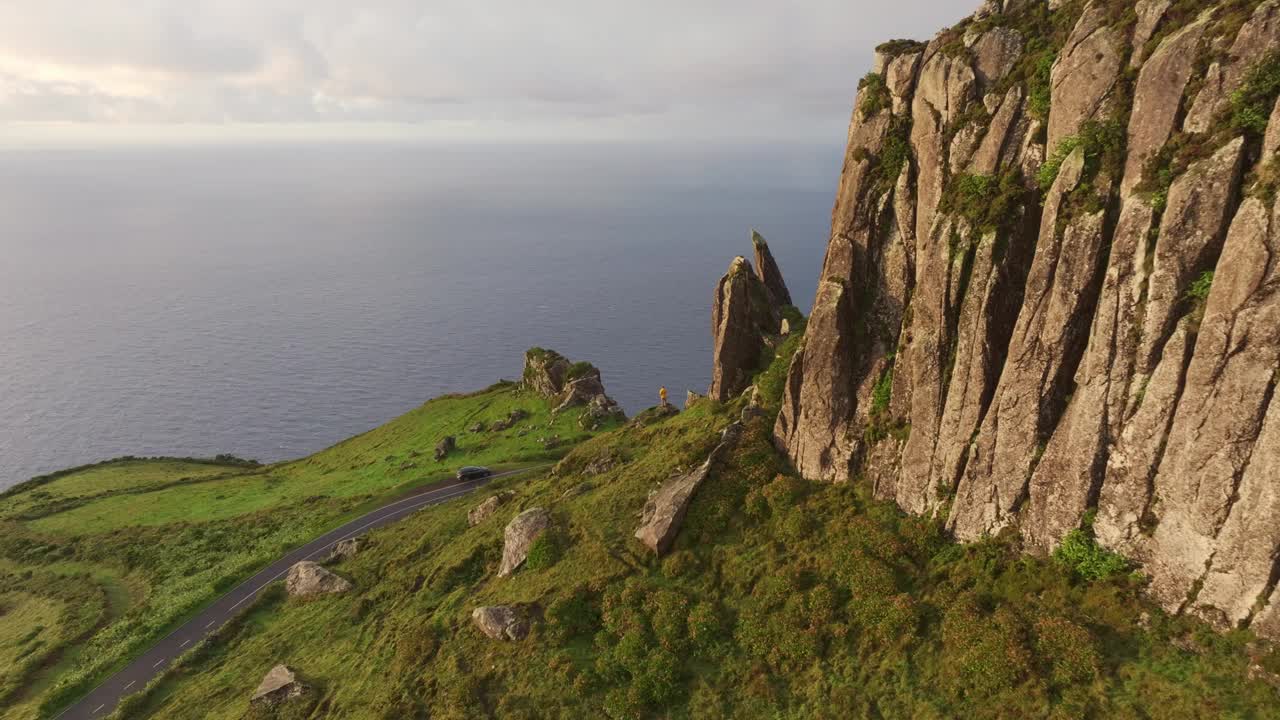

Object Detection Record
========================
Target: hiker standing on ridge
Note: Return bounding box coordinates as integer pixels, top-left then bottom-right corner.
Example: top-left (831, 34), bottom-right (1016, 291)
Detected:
top-left (659, 386), bottom-right (668, 408)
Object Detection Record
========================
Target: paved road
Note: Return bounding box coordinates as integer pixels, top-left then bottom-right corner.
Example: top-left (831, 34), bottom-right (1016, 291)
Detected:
top-left (53, 467), bottom-right (535, 720)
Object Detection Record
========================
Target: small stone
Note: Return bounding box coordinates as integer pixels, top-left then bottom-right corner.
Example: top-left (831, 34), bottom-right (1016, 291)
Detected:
top-left (472, 605), bottom-right (531, 641)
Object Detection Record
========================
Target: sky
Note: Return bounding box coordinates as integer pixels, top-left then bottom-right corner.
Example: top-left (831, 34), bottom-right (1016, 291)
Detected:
top-left (0, 0), bottom-right (979, 145)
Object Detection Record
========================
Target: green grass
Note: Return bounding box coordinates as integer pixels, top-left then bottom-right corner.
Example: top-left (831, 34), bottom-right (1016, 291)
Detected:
top-left (105, 378), bottom-right (1280, 720)
top-left (0, 380), bottom-right (621, 719)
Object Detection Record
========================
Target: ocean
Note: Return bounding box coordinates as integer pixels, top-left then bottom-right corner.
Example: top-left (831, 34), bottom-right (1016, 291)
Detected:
top-left (0, 141), bottom-right (838, 489)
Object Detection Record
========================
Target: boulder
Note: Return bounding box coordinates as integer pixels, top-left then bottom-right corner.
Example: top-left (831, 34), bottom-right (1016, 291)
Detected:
top-left (630, 403), bottom-right (680, 427)
top-left (750, 230), bottom-right (793, 307)
top-left (634, 427), bottom-right (742, 556)
top-left (471, 605), bottom-right (531, 641)
top-left (434, 436), bottom-right (457, 461)
top-left (709, 256), bottom-right (781, 401)
top-left (579, 394), bottom-right (625, 430)
top-left (468, 491), bottom-right (515, 527)
top-left (497, 508), bottom-right (551, 577)
top-left (468, 421), bottom-right (486, 433)
top-left (285, 561), bottom-right (352, 597)
top-left (251, 664), bottom-right (309, 707)
top-left (635, 459), bottom-right (715, 556)
top-left (325, 537), bottom-right (364, 563)
top-left (685, 390), bottom-right (705, 407)
top-left (490, 408), bottom-right (530, 432)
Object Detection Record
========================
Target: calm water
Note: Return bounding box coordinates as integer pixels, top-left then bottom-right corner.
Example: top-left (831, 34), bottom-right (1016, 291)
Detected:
top-left (0, 142), bottom-right (837, 489)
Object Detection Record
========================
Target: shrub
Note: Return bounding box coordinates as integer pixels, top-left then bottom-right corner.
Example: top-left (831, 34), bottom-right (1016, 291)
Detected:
top-left (871, 360), bottom-right (894, 415)
top-left (1038, 119), bottom-right (1126, 191)
top-left (941, 599), bottom-right (1034, 699)
top-left (859, 72), bottom-right (891, 116)
top-left (1053, 529), bottom-right (1128, 581)
top-left (1034, 616), bottom-right (1100, 686)
top-left (524, 530), bottom-right (563, 571)
top-left (1185, 270), bottom-right (1214, 303)
top-left (1230, 52), bottom-right (1280, 137)
top-left (1027, 51), bottom-right (1055, 120)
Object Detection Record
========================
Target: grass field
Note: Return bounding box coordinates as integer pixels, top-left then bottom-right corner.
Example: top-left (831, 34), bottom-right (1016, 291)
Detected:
top-left (103, 351), bottom-right (1280, 720)
top-left (0, 379), bottom-right (619, 720)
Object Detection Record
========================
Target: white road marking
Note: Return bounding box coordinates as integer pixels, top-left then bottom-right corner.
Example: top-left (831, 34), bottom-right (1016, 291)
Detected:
top-left (93, 705), bottom-right (105, 714)
top-left (225, 485), bottom-right (477, 613)
top-left (123, 681), bottom-right (135, 690)
top-left (152, 658), bottom-right (165, 668)
top-left (179, 639), bottom-right (190, 648)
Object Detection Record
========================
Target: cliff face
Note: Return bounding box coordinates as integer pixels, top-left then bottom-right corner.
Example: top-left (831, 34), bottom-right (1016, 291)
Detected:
top-left (776, 0), bottom-right (1280, 636)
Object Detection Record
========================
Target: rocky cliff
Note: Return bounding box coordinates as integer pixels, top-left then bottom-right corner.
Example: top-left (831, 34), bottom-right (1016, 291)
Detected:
top-left (775, 0), bottom-right (1280, 637)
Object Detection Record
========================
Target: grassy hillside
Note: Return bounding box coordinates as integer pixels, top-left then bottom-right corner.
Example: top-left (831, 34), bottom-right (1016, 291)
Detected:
top-left (106, 347), bottom-right (1280, 720)
top-left (0, 381), bottom-right (617, 720)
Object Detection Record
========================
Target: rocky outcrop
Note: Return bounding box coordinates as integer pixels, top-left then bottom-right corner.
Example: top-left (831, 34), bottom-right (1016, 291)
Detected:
top-left (497, 507), bottom-right (551, 577)
top-left (468, 490), bottom-right (515, 527)
top-left (751, 230), bottom-right (793, 307)
top-left (285, 561), bottom-right (352, 597)
top-left (635, 423), bottom-right (743, 555)
top-left (472, 605), bottom-right (531, 641)
top-left (709, 256), bottom-right (782, 401)
top-left (521, 348), bottom-right (625, 423)
top-left (772, 0), bottom-right (1280, 639)
top-left (251, 665), bottom-right (309, 707)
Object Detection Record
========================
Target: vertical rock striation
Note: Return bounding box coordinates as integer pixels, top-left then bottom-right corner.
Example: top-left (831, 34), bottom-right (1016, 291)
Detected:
top-left (773, 0), bottom-right (1280, 639)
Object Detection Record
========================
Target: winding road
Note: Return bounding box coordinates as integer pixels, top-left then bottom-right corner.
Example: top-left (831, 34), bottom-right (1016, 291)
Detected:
top-left (52, 466), bottom-right (535, 720)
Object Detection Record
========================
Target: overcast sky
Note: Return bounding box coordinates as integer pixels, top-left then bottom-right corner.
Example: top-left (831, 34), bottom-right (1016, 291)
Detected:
top-left (0, 1), bottom-right (978, 145)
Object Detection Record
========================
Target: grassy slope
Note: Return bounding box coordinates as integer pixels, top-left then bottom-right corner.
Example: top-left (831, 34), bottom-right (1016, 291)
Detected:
top-left (0, 382), bottom-right (617, 720)
top-left (111, 348), bottom-right (1280, 720)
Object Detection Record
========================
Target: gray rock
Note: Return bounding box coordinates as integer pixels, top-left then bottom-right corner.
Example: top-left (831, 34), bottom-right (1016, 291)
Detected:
top-left (471, 605), bottom-right (531, 641)
top-left (251, 664), bottom-right (309, 707)
top-left (634, 458), bottom-right (715, 556)
top-left (1047, 2), bottom-right (1123, 151)
top-left (285, 561), bottom-right (352, 597)
top-left (1129, 0), bottom-right (1172, 69)
top-left (434, 435), bottom-right (456, 461)
top-left (497, 507), bottom-right (551, 577)
top-left (468, 491), bottom-right (515, 527)
top-left (1121, 11), bottom-right (1211, 196)
top-left (325, 537), bottom-right (364, 563)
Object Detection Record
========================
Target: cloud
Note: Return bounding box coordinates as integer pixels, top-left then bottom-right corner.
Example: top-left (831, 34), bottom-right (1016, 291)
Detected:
top-left (0, 0), bottom-right (979, 140)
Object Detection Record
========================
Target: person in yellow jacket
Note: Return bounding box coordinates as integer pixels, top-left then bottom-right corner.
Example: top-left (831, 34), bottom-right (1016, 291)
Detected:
top-left (659, 386), bottom-right (668, 408)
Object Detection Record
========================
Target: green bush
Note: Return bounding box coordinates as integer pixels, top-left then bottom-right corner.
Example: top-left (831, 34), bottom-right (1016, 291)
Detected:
top-left (1038, 119), bottom-right (1126, 191)
top-left (1027, 52), bottom-right (1056, 120)
top-left (1230, 52), bottom-right (1280, 137)
top-left (859, 72), bottom-right (891, 116)
top-left (524, 530), bottom-right (563, 571)
top-left (1186, 270), bottom-right (1214, 303)
top-left (1053, 529), bottom-right (1128, 581)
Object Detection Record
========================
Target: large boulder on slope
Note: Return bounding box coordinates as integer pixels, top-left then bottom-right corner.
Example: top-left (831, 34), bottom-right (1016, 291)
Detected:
top-left (497, 507), bottom-right (552, 577)
top-left (250, 664), bottom-right (309, 707)
top-left (634, 423), bottom-right (743, 556)
top-left (285, 561), bottom-right (352, 597)
top-left (471, 605), bottom-right (531, 641)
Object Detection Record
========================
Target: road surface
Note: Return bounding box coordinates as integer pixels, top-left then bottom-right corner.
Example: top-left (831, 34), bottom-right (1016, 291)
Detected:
top-left (52, 467), bottom-right (533, 720)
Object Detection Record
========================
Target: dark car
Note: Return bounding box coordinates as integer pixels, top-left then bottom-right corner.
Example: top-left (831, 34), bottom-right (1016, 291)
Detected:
top-left (456, 466), bottom-right (492, 481)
